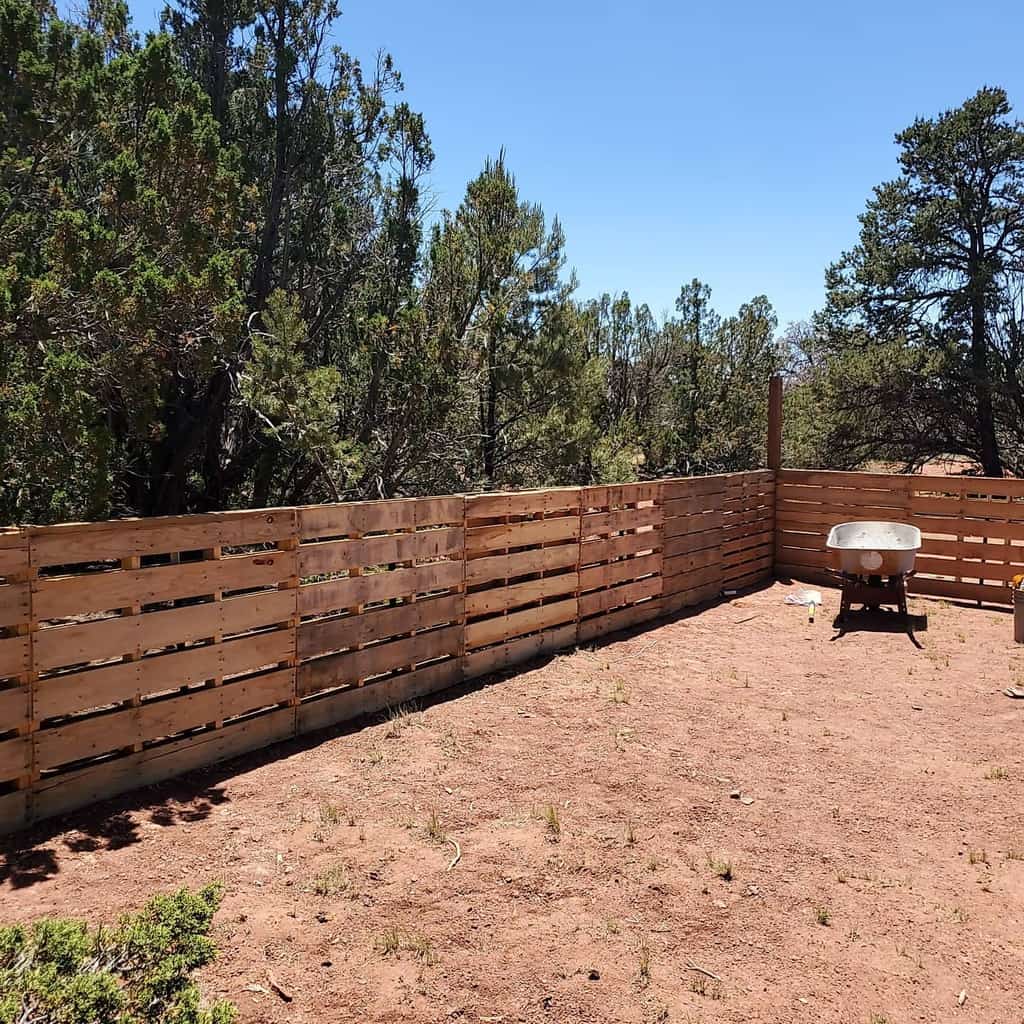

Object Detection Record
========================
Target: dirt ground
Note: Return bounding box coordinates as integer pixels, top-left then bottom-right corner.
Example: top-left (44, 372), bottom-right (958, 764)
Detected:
top-left (3, 581), bottom-right (1024, 1024)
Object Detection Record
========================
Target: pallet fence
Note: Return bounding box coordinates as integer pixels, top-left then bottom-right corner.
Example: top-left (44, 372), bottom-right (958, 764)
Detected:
top-left (0, 472), bottom-right (773, 834)
top-left (13, 461), bottom-right (1022, 835)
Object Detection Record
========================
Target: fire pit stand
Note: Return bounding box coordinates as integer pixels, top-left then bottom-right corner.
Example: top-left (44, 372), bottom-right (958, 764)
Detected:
top-left (829, 570), bottom-right (915, 632)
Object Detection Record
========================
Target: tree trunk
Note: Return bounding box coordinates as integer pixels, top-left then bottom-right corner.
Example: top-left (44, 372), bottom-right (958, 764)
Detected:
top-left (971, 289), bottom-right (1003, 477)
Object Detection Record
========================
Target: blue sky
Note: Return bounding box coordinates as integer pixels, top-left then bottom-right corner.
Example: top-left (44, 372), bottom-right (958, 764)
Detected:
top-left (132, 0), bottom-right (1024, 327)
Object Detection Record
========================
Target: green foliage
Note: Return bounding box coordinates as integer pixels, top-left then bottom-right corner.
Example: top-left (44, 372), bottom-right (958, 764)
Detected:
top-left (0, 884), bottom-right (235, 1024)
top-left (818, 86), bottom-right (1024, 475)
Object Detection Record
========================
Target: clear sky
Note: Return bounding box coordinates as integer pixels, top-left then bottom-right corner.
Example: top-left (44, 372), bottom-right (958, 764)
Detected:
top-left (131, 0), bottom-right (1024, 328)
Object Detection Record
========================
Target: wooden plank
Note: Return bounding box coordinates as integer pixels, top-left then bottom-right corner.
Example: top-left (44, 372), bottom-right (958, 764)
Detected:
top-left (776, 482), bottom-right (908, 508)
top-left (663, 547), bottom-right (721, 580)
top-left (30, 706), bottom-right (296, 825)
top-left (579, 576), bottom-right (661, 619)
top-left (464, 544), bottom-right (579, 587)
top-left (579, 552), bottom-right (661, 591)
top-left (662, 476), bottom-right (730, 500)
top-left (578, 599), bottom-right (662, 643)
top-left (919, 537), bottom-right (1024, 561)
top-left (662, 580), bottom-right (721, 613)
top-left (33, 589), bottom-right (296, 673)
top-left (465, 489), bottom-right (581, 519)
top-left (662, 563), bottom-right (721, 595)
top-left (0, 789), bottom-right (28, 835)
top-left (663, 509), bottom-right (723, 539)
top-left (466, 516), bottom-right (580, 552)
top-left (909, 576), bottom-right (1009, 604)
top-left (581, 483), bottom-right (661, 508)
top-left (663, 494), bottom-right (724, 519)
top-left (580, 506), bottom-right (661, 536)
top-left (465, 574), bottom-right (578, 617)
top-left (298, 625), bottom-right (462, 697)
top-left (298, 527), bottom-right (463, 577)
top-left (778, 469), bottom-right (914, 490)
top-left (35, 663), bottom-right (295, 771)
top-left (0, 583), bottom-right (29, 629)
top-left (910, 494), bottom-right (1024, 518)
top-left (580, 531), bottom-right (659, 563)
top-left (0, 685), bottom-right (29, 731)
top-left (462, 622), bottom-right (576, 680)
top-left (298, 561), bottom-right (463, 617)
top-left (298, 496), bottom-right (464, 540)
top-left (34, 551), bottom-right (296, 620)
top-left (30, 509), bottom-right (295, 566)
top-left (298, 593), bottom-right (462, 659)
top-left (464, 598), bottom-right (578, 650)
top-left (914, 555), bottom-right (1020, 584)
top-left (662, 528), bottom-right (723, 560)
top-left (35, 629), bottom-right (292, 720)
top-left (0, 635), bottom-right (30, 679)
top-left (0, 735), bottom-right (30, 780)
top-left (723, 553), bottom-right (773, 582)
top-left (296, 659), bottom-right (461, 735)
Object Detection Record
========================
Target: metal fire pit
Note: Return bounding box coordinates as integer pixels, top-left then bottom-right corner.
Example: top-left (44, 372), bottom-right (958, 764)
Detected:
top-left (826, 521), bottom-right (922, 631)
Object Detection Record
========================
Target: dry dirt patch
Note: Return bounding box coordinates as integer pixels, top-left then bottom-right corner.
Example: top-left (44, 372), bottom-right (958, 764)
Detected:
top-left (3, 582), bottom-right (1023, 1023)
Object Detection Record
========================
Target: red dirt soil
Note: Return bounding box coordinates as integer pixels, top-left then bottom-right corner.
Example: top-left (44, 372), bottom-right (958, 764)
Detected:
top-left (3, 581), bottom-right (1023, 1024)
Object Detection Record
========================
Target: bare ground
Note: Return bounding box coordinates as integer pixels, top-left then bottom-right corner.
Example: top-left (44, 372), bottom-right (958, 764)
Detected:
top-left (3, 581), bottom-right (1024, 1024)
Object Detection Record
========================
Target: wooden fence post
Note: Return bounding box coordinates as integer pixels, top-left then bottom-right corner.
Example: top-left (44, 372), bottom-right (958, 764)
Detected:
top-left (767, 375), bottom-right (783, 472)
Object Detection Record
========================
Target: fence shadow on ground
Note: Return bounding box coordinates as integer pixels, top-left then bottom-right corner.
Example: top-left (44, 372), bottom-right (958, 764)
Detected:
top-left (0, 584), bottom-right (768, 889)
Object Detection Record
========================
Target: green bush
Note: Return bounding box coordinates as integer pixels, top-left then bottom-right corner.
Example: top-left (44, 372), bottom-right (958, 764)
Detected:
top-left (0, 884), bottom-right (236, 1023)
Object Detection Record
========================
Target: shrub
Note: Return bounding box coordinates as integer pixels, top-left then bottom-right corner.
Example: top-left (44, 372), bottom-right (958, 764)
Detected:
top-left (0, 883), bottom-right (236, 1023)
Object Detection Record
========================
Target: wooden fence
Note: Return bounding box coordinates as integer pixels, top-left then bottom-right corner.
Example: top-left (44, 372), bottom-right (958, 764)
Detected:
top-left (0, 471), bottom-right (774, 834)
top-left (775, 468), bottom-right (1024, 604)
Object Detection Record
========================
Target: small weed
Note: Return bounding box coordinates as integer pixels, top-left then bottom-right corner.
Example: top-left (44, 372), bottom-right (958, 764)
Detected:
top-left (868, 1016), bottom-right (890, 1024)
top-left (951, 905), bottom-right (968, 924)
top-left (985, 765), bottom-right (1008, 780)
top-left (611, 679), bottom-right (630, 704)
top-left (425, 807), bottom-right (445, 843)
top-left (646, 856), bottom-right (660, 872)
top-left (968, 848), bottom-right (989, 866)
top-left (313, 862), bottom-right (349, 897)
top-left (836, 870), bottom-right (848, 883)
top-left (638, 939), bottom-right (651, 984)
top-left (543, 803), bottom-right (561, 842)
top-left (1005, 848), bottom-right (1024, 861)
top-left (318, 802), bottom-right (341, 826)
top-left (606, 919), bottom-right (620, 935)
top-left (689, 975), bottom-right (723, 999)
top-left (814, 904), bottom-right (831, 926)
top-left (384, 701), bottom-right (420, 739)
top-left (707, 853), bottom-right (733, 881)
top-left (367, 745), bottom-right (385, 766)
top-left (375, 927), bottom-right (402, 955)
top-left (624, 820), bottom-right (636, 846)
top-left (406, 933), bottom-right (436, 964)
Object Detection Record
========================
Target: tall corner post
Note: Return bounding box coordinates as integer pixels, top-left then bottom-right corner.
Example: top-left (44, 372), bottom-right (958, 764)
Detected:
top-left (767, 375), bottom-right (783, 472)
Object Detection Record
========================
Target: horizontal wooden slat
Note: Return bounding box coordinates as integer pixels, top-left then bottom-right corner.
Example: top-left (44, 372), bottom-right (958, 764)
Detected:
top-left (462, 623), bottom-right (576, 680)
top-left (0, 735), bottom-right (29, 779)
top-left (298, 626), bottom-right (461, 697)
top-left (0, 583), bottom-right (29, 629)
top-left (0, 685), bottom-right (29, 730)
top-left (34, 589), bottom-right (297, 673)
top-left (299, 527), bottom-right (463, 576)
top-left (579, 552), bottom-right (661, 591)
top-left (663, 547), bottom-right (721, 580)
top-left (663, 509), bottom-right (723, 539)
top-left (465, 544), bottom-right (578, 587)
top-left (298, 496), bottom-right (463, 540)
top-left (662, 476), bottom-right (729, 500)
top-left (579, 577), bottom-right (661, 619)
top-left (467, 516), bottom-right (580, 552)
top-left (663, 528), bottom-right (722, 560)
top-left (299, 561), bottom-right (463, 617)
top-left (465, 598), bottom-right (578, 650)
top-left (0, 636), bottom-right (30, 680)
top-left (578, 599), bottom-right (662, 642)
top-left (466, 489), bottom-right (581, 519)
top-left (908, 576), bottom-right (1010, 604)
top-left (34, 551), bottom-right (295, 620)
top-left (30, 509), bottom-right (296, 566)
top-left (581, 506), bottom-right (661, 536)
top-left (298, 594), bottom-right (462, 659)
top-left (582, 483), bottom-right (661, 507)
top-left (29, 706), bottom-right (296, 824)
top-left (580, 532), bottom-right (659, 562)
top-left (466, 575), bottom-right (578, 617)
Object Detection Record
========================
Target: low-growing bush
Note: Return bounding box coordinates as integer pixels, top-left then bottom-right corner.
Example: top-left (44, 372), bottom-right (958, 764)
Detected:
top-left (0, 883), bottom-right (236, 1023)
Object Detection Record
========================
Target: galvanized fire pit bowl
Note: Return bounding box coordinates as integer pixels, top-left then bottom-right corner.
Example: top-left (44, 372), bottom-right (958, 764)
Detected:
top-left (826, 521), bottom-right (922, 577)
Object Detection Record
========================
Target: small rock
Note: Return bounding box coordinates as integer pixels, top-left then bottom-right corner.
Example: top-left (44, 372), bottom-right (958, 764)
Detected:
top-left (957, 989), bottom-right (967, 1006)
top-left (729, 789), bottom-right (741, 799)
top-left (911, 704), bottom-right (924, 711)
top-left (740, 795), bottom-right (755, 805)
top-left (587, 969), bottom-right (600, 981)
top-left (713, 899), bottom-right (727, 908)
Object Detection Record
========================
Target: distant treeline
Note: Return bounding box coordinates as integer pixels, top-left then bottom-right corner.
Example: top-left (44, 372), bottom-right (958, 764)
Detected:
top-left (2, 1), bottom-right (1022, 524)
